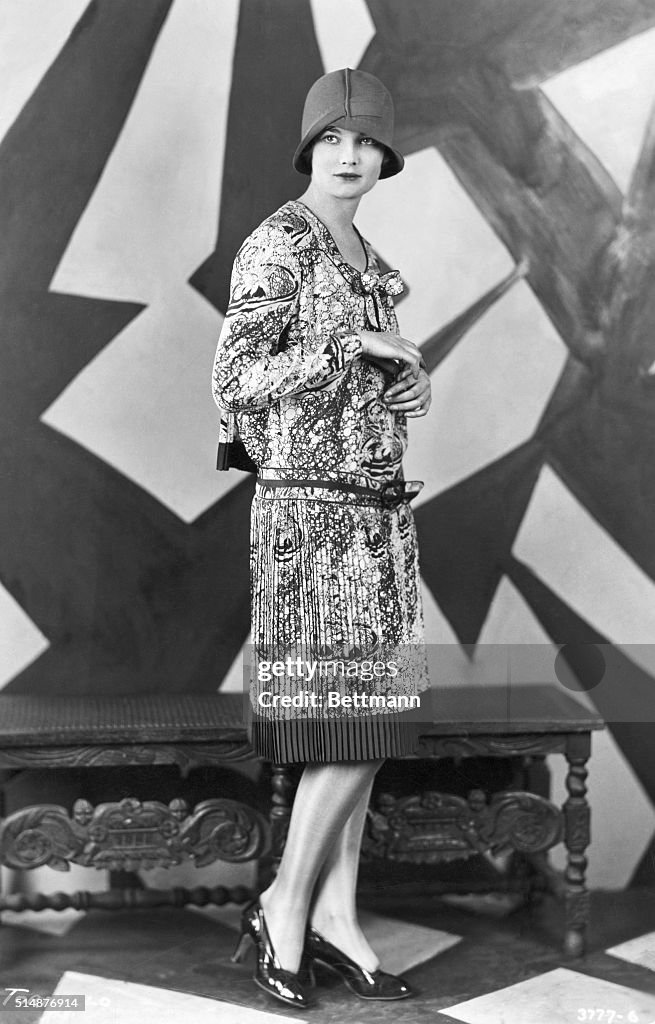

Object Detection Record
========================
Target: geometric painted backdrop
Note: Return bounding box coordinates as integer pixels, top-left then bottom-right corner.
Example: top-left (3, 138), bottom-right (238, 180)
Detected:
top-left (1, 0), bottom-right (654, 889)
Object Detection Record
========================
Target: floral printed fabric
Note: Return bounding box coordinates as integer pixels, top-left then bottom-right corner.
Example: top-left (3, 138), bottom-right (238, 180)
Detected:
top-left (212, 201), bottom-right (428, 761)
top-left (212, 200), bottom-right (408, 481)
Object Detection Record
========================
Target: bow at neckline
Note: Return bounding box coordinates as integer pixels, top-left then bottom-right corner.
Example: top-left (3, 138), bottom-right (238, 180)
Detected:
top-left (292, 201), bottom-right (404, 330)
top-left (352, 269), bottom-right (404, 298)
top-left (350, 269), bottom-right (404, 330)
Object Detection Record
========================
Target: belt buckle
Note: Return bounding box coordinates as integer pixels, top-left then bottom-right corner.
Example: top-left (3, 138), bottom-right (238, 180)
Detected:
top-left (379, 480), bottom-right (423, 505)
top-left (379, 481), bottom-right (403, 506)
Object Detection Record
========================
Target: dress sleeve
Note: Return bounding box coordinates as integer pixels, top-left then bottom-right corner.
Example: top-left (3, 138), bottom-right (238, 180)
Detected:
top-left (212, 225), bottom-right (362, 412)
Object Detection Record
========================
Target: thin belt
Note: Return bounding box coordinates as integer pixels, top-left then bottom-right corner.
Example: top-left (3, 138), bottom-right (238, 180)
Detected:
top-left (256, 475), bottom-right (423, 506)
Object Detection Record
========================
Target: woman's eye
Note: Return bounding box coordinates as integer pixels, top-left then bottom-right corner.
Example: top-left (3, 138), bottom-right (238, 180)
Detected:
top-left (320, 133), bottom-right (339, 143)
top-left (361, 137), bottom-right (378, 146)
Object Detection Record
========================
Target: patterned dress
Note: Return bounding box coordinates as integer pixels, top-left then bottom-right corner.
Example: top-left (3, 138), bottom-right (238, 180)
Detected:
top-left (212, 200), bottom-right (428, 762)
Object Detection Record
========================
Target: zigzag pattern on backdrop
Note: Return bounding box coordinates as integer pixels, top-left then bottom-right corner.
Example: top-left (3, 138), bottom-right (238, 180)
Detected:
top-left (1, 0), bottom-right (654, 886)
top-left (0, 0), bottom-right (253, 694)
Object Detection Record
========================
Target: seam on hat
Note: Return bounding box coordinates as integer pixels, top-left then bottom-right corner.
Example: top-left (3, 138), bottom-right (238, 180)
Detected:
top-left (344, 67), bottom-right (351, 118)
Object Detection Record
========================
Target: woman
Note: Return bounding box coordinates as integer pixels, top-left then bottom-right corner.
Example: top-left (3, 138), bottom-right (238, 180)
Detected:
top-left (212, 67), bottom-right (431, 1009)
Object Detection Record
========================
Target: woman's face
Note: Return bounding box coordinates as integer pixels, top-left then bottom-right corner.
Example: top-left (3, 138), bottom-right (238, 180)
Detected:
top-left (309, 125), bottom-right (384, 200)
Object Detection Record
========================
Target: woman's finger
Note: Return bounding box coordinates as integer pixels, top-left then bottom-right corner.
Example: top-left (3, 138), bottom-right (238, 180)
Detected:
top-left (392, 350), bottom-right (421, 375)
top-left (359, 331), bottom-right (422, 375)
top-left (386, 380), bottom-right (432, 412)
top-left (385, 373), bottom-right (431, 401)
top-left (394, 362), bottom-right (420, 383)
top-left (387, 397), bottom-right (424, 410)
top-left (384, 383), bottom-right (422, 402)
top-left (386, 386), bottom-right (431, 408)
top-left (386, 334), bottom-right (422, 368)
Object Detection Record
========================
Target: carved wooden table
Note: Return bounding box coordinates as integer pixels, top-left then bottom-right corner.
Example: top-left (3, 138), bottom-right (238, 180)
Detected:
top-left (0, 694), bottom-right (265, 914)
top-left (0, 686), bottom-right (603, 957)
top-left (270, 684), bottom-right (604, 957)
top-left (398, 683), bottom-right (604, 958)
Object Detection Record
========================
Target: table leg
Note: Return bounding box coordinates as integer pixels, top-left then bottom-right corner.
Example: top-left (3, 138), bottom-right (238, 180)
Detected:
top-left (256, 763), bottom-right (297, 889)
top-left (563, 733), bottom-right (591, 957)
top-left (270, 763), bottom-right (296, 859)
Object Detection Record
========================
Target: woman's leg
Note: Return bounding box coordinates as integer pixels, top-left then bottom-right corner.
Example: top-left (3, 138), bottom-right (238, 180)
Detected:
top-left (308, 775), bottom-right (379, 970)
top-left (258, 759), bottom-right (382, 974)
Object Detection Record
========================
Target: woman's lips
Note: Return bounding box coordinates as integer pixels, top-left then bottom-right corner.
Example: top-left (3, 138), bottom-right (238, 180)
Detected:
top-left (335, 173), bottom-right (361, 180)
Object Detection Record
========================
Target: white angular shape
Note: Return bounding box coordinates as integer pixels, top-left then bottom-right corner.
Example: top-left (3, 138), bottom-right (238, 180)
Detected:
top-left (614, 643), bottom-right (655, 682)
top-left (607, 932), bottom-right (655, 971)
top-left (444, 966), bottom-right (655, 1024)
top-left (42, 292), bottom-right (244, 522)
top-left (548, 727), bottom-right (655, 889)
top-left (1, 907), bottom-right (84, 937)
top-left (0, 0), bottom-right (88, 144)
top-left (402, 280), bottom-right (566, 508)
top-left (512, 465), bottom-right (655, 888)
top-left (357, 147), bottom-right (514, 344)
top-left (514, 465), bottom-right (655, 643)
top-left (219, 636), bottom-right (250, 693)
top-left (542, 26), bottom-right (655, 192)
top-left (423, 580), bottom-right (560, 689)
top-left (186, 903), bottom-right (461, 975)
top-left (478, 580), bottom-right (578, 711)
top-left (42, 0), bottom-right (244, 521)
top-left (0, 584), bottom-right (49, 690)
top-left (309, 0), bottom-right (375, 73)
top-left (40, 971), bottom-right (305, 1024)
top-left (421, 580), bottom-right (498, 689)
top-left (359, 910), bottom-right (460, 975)
top-left (421, 579), bottom-right (460, 645)
top-left (51, 0), bottom-right (240, 302)
top-left (421, 593), bottom-right (529, 691)
top-left (480, 577), bottom-right (555, 648)
top-left (426, 577), bottom-right (653, 891)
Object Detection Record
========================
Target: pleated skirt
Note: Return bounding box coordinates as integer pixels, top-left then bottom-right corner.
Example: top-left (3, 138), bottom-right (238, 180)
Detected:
top-left (248, 484), bottom-right (429, 763)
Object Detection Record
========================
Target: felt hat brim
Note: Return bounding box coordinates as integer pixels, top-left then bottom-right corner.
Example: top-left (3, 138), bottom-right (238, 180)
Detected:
top-left (293, 113), bottom-right (404, 179)
top-left (292, 68), bottom-right (404, 179)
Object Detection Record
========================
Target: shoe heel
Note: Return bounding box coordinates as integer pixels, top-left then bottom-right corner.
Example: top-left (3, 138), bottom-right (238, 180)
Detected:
top-left (231, 932), bottom-right (251, 964)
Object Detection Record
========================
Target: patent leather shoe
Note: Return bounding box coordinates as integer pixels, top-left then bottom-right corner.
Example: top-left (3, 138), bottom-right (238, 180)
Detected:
top-left (232, 900), bottom-right (313, 1008)
top-left (305, 926), bottom-right (413, 1000)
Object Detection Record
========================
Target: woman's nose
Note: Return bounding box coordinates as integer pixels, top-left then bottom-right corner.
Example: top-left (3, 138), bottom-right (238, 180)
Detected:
top-left (340, 143), bottom-right (358, 164)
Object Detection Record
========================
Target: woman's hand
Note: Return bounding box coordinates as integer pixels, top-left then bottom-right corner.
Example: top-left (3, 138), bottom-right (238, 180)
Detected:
top-left (383, 363), bottom-right (432, 417)
top-left (359, 330), bottom-right (422, 378)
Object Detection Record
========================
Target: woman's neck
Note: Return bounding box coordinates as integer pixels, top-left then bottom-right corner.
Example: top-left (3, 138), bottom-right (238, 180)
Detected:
top-left (297, 185), bottom-right (360, 236)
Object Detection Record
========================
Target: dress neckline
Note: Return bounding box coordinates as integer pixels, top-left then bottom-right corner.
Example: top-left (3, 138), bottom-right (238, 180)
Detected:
top-left (291, 199), bottom-right (370, 278)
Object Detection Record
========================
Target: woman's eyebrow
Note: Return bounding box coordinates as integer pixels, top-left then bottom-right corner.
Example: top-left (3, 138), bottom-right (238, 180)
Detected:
top-left (320, 126), bottom-right (374, 140)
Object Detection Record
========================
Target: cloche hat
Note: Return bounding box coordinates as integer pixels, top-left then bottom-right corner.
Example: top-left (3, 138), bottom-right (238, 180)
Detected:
top-left (293, 67), bottom-right (404, 179)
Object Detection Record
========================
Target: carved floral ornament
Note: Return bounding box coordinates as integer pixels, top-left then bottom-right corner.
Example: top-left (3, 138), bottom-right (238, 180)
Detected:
top-left (0, 797), bottom-right (270, 872)
top-left (363, 789), bottom-right (562, 863)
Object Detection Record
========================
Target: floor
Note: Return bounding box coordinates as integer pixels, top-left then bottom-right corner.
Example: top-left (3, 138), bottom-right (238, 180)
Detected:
top-left (1, 887), bottom-right (655, 1024)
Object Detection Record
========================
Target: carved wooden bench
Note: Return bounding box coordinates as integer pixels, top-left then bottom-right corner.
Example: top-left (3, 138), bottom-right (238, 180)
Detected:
top-left (0, 693), bottom-right (270, 913)
top-left (0, 685), bottom-right (603, 956)
top-left (362, 684), bottom-right (604, 957)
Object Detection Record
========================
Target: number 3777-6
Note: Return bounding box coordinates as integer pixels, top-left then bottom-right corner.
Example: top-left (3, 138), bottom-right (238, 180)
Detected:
top-left (577, 1011), bottom-right (642, 1023)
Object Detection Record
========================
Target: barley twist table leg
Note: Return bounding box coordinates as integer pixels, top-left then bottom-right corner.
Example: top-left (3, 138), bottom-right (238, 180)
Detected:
top-left (256, 763), bottom-right (297, 889)
top-left (270, 763), bottom-right (296, 861)
top-left (563, 732), bottom-right (591, 957)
